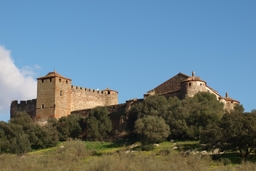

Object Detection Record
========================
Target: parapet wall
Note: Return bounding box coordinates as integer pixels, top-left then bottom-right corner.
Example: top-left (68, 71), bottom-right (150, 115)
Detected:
top-left (11, 99), bottom-right (37, 120)
top-left (71, 85), bottom-right (118, 111)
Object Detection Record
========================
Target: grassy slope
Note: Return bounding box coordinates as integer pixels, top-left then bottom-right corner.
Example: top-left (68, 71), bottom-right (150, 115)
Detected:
top-left (0, 140), bottom-right (255, 171)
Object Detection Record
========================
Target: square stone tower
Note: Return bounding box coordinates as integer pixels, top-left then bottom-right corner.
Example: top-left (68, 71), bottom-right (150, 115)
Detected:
top-left (36, 71), bottom-right (72, 121)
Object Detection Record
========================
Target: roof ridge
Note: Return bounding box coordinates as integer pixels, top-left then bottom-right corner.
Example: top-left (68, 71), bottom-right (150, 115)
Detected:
top-left (146, 72), bottom-right (189, 94)
top-left (37, 71), bottom-right (72, 80)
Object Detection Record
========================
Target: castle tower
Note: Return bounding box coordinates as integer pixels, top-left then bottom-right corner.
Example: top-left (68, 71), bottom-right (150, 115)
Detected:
top-left (36, 71), bottom-right (72, 121)
top-left (102, 88), bottom-right (118, 106)
top-left (180, 71), bottom-right (208, 98)
top-left (219, 92), bottom-right (240, 112)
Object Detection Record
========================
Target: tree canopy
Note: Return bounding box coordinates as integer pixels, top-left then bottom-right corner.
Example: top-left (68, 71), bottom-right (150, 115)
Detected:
top-left (134, 115), bottom-right (170, 144)
top-left (128, 92), bottom-right (225, 141)
top-left (86, 107), bottom-right (112, 141)
top-left (201, 112), bottom-right (256, 158)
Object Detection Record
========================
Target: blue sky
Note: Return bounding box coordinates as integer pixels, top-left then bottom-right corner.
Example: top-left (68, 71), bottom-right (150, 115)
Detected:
top-left (0, 1), bottom-right (255, 121)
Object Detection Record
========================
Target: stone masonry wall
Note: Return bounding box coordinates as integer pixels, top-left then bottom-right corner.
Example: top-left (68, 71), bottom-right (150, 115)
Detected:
top-left (11, 99), bottom-right (37, 120)
top-left (180, 80), bottom-right (207, 98)
top-left (36, 77), bottom-right (56, 120)
top-left (71, 86), bottom-right (118, 111)
top-left (55, 78), bottom-right (72, 119)
top-left (71, 99), bottom-right (142, 133)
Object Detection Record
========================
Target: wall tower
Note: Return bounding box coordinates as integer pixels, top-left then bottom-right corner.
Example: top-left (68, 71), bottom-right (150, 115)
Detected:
top-left (102, 88), bottom-right (118, 106)
top-left (180, 71), bottom-right (208, 98)
top-left (36, 71), bottom-right (72, 121)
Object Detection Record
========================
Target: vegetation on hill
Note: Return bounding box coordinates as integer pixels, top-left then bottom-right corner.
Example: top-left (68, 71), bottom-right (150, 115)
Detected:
top-left (0, 112), bottom-right (58, 154)
top-left (134, 115), bottom-right (170, 145)
top-left (86, 107), bottom-right (112, 141)
top-left (201, 112), bottom-right (256, 158)
top-left (128, 92), bottom-right (225, 141)
top-left (1, 92), bottom-right (256, 166)
top-left (1, 140), bottom-right (256, 171)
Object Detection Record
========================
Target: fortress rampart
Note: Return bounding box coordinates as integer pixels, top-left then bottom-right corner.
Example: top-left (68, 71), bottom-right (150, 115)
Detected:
top-left (10, 71), bottom-right (240, 122)
top-left (71, 98), bottom-right (142, 132)
top-left (10, 71), bottom-right (118, 121)
top-left (11, 99), bottom-right (37, 119)
top-left (71, 85), bottom-right (118, 111)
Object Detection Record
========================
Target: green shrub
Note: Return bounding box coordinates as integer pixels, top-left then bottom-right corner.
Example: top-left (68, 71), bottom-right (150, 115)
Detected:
top-left (141, 144), bottom-right (155, 151)
top-left (221, 158), bottom-right (232, 166)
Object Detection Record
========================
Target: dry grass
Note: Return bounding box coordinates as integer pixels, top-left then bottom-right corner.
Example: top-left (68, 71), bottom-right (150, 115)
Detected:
top-left (1, 140), bottom-right (256, 171)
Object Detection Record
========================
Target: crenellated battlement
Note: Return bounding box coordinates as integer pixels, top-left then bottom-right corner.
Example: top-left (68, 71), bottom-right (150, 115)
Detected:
top-left (12, 99), bottom-right (37, 106)
top-left (11, 70), bottom-right (118, 121)
top-left (10, 70), bottom-right (240, 122)
top-left (71, 85), bottom-right (100, 93)
top-left (71, 84), bottom-right (118, 111)
top-left (71, 85), bottom-right (118, 96)
top-left (11, 99), bottom-right (37, 119)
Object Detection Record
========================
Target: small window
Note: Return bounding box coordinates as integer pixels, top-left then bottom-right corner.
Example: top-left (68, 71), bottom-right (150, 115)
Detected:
top-left (41, 104), bottom-right (44, 109)
top-left (189, 83), bottom-right (192, 86)
top-left (50, 78), bottom-right (52, 82)
top-left (108, 91), bottom-right (110, 94)
top-left (60, 90), bottom-right (63, 96)
top-left (66, 80), bottom-right (68, 84)
top-left (59, 79), bottom-right (61, 82)
top-left (41, 79), bottom-right (44, 83)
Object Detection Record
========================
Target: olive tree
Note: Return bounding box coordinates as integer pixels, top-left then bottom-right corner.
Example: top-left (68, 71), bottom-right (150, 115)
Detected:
top-left (134, 115), bottom-right (170, 144)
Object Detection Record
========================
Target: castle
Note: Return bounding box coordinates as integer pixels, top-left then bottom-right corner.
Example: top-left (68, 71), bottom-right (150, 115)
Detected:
top-left (144, 71), bottom-right (239, 111)
top-left (10, 71), bottom-right (239, 121)
top-left (11, 71), bottom-right (118, 121)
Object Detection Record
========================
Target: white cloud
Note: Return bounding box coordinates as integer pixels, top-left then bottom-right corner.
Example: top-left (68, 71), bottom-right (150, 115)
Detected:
top-left (0, 46), bottom-right (37, 121)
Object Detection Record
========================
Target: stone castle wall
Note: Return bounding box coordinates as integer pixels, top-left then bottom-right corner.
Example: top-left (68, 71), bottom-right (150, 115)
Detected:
top-left (71, 85), bottom-right (118, 111)
top-left (71, 99), bottom-right (142, 132)
top-left (10, 71), bottom-right (239, 121)
top-left (180, 80), bottom-right (207, 98)
top-left (36, 77), bottom-right (57, 120)
top-left (11, 99), bottom-right (37, 120)
top-left (222, 100), bottom-right (235, 111)
top-left (54, 78), bottom-right (72, 119)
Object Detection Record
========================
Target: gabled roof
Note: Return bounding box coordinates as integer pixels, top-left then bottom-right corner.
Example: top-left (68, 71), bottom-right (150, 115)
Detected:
top-left (37, 70), bottom-right (72, 80)
top-left (220, 92), bottom-right (240, 103)
top-left (146, 72), bottom-right (189, 94)
top-left (146, 72), bottom-right (240, 104)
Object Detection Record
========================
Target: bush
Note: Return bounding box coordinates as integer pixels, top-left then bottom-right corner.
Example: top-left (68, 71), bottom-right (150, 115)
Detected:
top-left (55, 115), bottom-right (82, 141)
top-left (220, 158), bottom-right (232, 166)
top-left (134, 115), bottom-right (170, 144)
top-left (141, 144), bottom-right (155, 151)
top-left (86, 107), bottom-right (112, 141)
